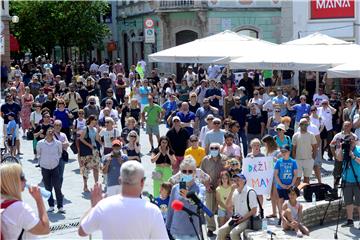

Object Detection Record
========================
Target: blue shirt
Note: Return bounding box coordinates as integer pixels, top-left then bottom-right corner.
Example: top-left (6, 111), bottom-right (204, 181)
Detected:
top-left (176, 111), bottom-right (196, 135)
top-left (205, 88), bottom-right (222, 108)
top-left (274, 157), bottom-right (298, 189)
top-left (162, 101), bottom-right (177, 117)
top-left (155, 196), bottom-right (170, 221)
top-left (293, 103), bottom-right (311, 122)
top-left (274, 135), bottom-right (292, 152)
top-left (7, 120), bottom-right (17, 142)
top-left (166, 183), bottom-right (205, 236)
top-left (343, 146), bottom-right (360, 183)
top-left (272, 95), bottom-right (288, 116)
top-left (104, 152), bottom-right (128, 187)
top-left (139, 86), bottom-right (151, 105)
top-left (54, 108), bottom-right (70, 128)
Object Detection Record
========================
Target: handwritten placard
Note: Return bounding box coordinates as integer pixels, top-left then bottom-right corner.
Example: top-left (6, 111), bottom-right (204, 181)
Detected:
top-left (242, 157), bottom-right (274, 195)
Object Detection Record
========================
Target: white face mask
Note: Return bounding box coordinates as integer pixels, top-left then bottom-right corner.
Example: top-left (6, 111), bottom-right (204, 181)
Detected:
top-left (209, 150), bottom-right (219, 157)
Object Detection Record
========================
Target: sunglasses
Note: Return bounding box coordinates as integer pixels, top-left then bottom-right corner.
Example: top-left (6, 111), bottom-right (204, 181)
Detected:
top-left (276, 128), bottom-right (283, 131)
top-left (107, 91), bottom-right (113, 94)
top-left (20, 173), bottom-right (26, 182)
top-left (78, 113), bottom-right (84, 115)
top-left (213, 122), bottom-right (221, 125)
top-left (210, 147), bottom-right (219, 150)
top-left (173, 119), bottom-right (180, 122)
top-left (54, 124), bottom-right (62, 127)
top-left (230, 162), bottom-right (239, 166)
top-left (275, 110), bottom-right (281, 113)
top-left (190, 139), bottom-right (198, 142)
top-left (106, 103), bottom-right (112, 105)
top-left (43, 116), bottom-right (50, 118)
top-left (311, 109), bottom-right (316, 112)
top-left (181, 170), bottom-right (194, 174)
top-left (105, 121), bottom-right (111, 124)
top-left (129, 135), bottom-right (136, 138)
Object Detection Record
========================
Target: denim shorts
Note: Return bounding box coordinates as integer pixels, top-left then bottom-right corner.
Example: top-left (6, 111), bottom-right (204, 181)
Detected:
top-left (277, 188), bottom-right (289, 200)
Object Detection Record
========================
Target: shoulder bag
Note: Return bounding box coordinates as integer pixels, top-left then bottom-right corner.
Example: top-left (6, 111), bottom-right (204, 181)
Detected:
top-left (246, 188), bottom-right (264, 231)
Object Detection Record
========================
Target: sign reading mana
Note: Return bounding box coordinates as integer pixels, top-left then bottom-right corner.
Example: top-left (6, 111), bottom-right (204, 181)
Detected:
top-left (310, 0), bottom-right (355, 19)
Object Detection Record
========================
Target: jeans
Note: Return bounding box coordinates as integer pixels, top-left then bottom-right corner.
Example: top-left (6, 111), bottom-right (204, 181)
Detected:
top-left (238, 129), bottom-right (248, 157)
top-left (41, 165), bottom-right (63, 208)
top-left (58, 158), bottom-right (65, 189)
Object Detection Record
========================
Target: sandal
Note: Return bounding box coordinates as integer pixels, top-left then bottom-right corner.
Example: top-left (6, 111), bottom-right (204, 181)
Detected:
top-left (266, 214), bottom-right (277, 218)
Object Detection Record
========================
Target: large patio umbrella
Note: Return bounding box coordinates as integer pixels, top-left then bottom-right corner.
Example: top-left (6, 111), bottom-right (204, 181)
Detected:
top-left (327, 62), bottom-right (360, 78)
top-left (148, 30), bottom-right (276, 63)
top-left (229, 32), bottom-right (360, 71)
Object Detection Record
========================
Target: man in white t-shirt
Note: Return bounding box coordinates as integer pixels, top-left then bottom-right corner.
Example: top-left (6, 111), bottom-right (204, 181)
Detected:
top-left (78, 161), bottom-right (168, 239)
top-left (217, 173), bottom-right (258, 240)
top-left (312, 87), bottom-right (329, 108)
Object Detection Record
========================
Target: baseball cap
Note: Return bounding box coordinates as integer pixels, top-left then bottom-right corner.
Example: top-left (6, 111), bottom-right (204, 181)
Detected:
top-left (233, 173), bottom-right (246, 181)
top-left (112, 139), bottom-right (121, 146)
top-left (280, 145), bottom-right (291, 152)
top-left (213, 118), bottom-right (221, 124)
top-left (299, 118), bottom-right (308, 125)
top-left (276, 123), bottom-right (286, 131)
top-left (172, 116), bottom-right (181, 122)
top-left (205, 114), bottom-right (214, 121)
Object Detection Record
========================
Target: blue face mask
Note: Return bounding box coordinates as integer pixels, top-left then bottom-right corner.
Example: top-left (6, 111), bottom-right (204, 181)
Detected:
top-left (210, 150), bottom-right (219, 158)
top-left (181, 173), bottom-right (193, 183)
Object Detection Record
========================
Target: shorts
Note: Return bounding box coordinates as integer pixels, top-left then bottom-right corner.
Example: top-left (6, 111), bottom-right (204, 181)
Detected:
top-left (3, 124), bottom-right (19, 139)
top-left (296, 159), bottom-right (314, 178)
top-left (218, 208), bottom-right (227, 218)
top-left (277, 188), bottom-right (289, 200)
top-left (146, 125), bottom-right (159, 135)
top-left (79, 155), bottom-right (100, 179)
top-left (265, 78), bottom-right (272, 87)
top-left (343, 183), bottom-right (360, 206)
top-left (7, 137), bottom-right (16, 147)
top-left (282, 78), bottom-right (292, 85)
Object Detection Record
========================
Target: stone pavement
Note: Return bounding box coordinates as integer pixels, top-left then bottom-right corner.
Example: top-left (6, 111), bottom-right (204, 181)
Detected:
top-left (3, 120), bottom-right (359, 239)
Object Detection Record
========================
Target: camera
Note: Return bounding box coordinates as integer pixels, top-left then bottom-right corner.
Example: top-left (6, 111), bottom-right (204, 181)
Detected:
top-left (229, 214), bottom-right (241, 226)
top-left (341, 139), bottom-right (351, 154)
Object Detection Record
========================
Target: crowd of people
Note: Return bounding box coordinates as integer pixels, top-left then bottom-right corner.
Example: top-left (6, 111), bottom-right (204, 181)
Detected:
top-left (1, 58), bottom-right (360, 239)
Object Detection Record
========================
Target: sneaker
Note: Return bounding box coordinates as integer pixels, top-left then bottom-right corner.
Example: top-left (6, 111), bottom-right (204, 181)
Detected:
top-left (35, 164), bottom-right (40, 168)
top-left (341, 219), bottom-right (354, 227)
top-left (47, 207), bottom-right (55, 212)
top-left (58, 208), bottom-right (66, 214)
top-left (278, 218), bottom-right (282, 225)
top-left (207, 230), bottom-right (215, 237)
top-left (296, 230), bottom-right (303, 238)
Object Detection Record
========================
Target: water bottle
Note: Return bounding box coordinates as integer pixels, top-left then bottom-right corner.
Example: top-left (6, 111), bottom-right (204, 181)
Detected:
top-left (262, 218), bottom-right (268, 231)
top-left (26, 184), bottom-right (51, 200)
top-left (312, 192), bottom-right (316, 206)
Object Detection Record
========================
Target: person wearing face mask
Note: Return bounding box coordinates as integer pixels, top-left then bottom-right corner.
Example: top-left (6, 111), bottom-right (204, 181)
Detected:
top-left (83, 96), bottom-right (100, 119)
top-left (200, 142), bottom-right (227, 237)
top-left (102, 140), bottom-right (128, 196)
top-left (166, 156), bottom-right (205, 239)
top-left (204, 118), bottom-right (226, 153)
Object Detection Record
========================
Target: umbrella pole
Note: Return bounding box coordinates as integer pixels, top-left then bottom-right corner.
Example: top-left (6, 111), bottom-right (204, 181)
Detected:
top-left (316, 72), bottom-right (319, 93)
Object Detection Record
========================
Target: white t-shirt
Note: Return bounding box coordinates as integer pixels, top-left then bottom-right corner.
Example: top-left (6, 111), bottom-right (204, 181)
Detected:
top-left (232, 186), bottom-right (258, 217)
top-left (99, 109), bottom-right (119, 122)
top-left (263, 99), bottom-right (274, 117)
top-left (30, 111), bottom-right (42, 125)
top-left (296, 123), bottom-right (320, 136)
top-left (74, 118), bottom-right (87, 134)
top-left (313, 94), bottom-right (329, 108)
top-left (1, 200), bottom-right (39, 240)
top-left (310, 116), bottom-right (322, 130)
top-left (81, 195), bottom-right (168, 239)
top-left (353, 114), bottom-right (360, 139)
top-left (99, 128), bottom-right (120, 148)
top-left (317, 106), bottom-right (333, 131)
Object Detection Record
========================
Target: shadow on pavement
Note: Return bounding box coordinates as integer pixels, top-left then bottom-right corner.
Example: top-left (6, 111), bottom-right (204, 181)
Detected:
top-left (63, 197), bottom-right (72, 205)
top-left (81, 192), bottom-right (91, 200)
top-left (72, 169), bottom-right (80, 175)
top-left (48, 212), bottom-right (66, 222)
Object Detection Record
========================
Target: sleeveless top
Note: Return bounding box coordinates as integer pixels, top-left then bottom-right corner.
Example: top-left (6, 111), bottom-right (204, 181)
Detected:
top-left (268, 117), bottom-right (281, 136)
top-left (287, 201), bottom-right (300, 221)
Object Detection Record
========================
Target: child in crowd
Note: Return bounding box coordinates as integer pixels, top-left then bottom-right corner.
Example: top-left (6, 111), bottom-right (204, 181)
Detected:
top-left (6, 112), bottom-right (17, 156)
top-left (274, 145), bottom-right (298, 225)
top-left (282, 186), bottom-right (310, 238)
top-left (215, 171), bottom-right (232, 227)
top-left (155, 182), bottom-right (172, 222)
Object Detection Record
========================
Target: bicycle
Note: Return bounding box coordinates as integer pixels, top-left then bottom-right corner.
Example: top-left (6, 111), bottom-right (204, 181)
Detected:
top-left (1, 140), bottom-right (20, 164)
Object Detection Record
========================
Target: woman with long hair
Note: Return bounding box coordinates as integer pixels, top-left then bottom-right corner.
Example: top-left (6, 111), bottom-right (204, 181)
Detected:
top-left (78, 115), bottom-right (101, 192)
top-left (267, 107), bottom-right (282, 137)
top-left (215, 171), bottom-right (232, 227)
top-left (262, 135), bottom-right (281, 219)
top-left (151, 136), bottom-right (176, 197)
top-left (20, 86), bottom-right (34, 136)
top-left (1, 163), bottom-right (50, 238)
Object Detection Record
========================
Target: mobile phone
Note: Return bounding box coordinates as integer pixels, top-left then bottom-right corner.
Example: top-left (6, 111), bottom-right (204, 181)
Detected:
top-left (179, 181), bottom-right (186, 191)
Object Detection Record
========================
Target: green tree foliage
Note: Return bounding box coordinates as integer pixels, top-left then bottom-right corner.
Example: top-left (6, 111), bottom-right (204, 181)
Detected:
top-left (10, 0), bottom-right (110, 60)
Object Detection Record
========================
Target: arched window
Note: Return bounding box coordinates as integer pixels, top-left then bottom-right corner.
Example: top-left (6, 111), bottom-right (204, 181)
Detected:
top-left (237, 29), bottom-right (259, 38)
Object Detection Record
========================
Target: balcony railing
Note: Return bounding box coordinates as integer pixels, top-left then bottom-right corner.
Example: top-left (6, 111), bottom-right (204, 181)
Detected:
top-left (159, 0), bottom-right (204, 9)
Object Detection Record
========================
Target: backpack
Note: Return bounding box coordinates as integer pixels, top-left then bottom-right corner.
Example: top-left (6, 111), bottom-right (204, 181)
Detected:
top-left (1, 200), bottom-right (24, 240)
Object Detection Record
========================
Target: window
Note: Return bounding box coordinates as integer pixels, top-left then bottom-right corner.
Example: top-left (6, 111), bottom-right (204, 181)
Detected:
top-left (237, 29), bottom-right (259, 38)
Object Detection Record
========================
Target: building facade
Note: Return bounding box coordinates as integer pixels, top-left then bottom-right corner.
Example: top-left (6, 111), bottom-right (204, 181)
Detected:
top-left (1, 0), bottom-right (11, 67)
top-left (116, 0), bottom-right (293, 76)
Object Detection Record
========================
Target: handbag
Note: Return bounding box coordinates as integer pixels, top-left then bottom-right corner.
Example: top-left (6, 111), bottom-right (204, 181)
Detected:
top-left (79, 127), bottom-right (101, 157)
top-left (54, 133), bottom-right (69, 162)
top-left (247, 189), bottom-right (264, 231)
top-left (27, 129), bottom-right (34, 140)
top-left (70, 141), bottom-right (78, 154)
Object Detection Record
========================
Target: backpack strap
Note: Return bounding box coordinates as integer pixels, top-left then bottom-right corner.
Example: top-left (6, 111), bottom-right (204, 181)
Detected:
top-left (246, 189), bottom-right (264, 218)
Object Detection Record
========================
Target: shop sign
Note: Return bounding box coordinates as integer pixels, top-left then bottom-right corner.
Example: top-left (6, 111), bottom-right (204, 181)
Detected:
top-left (310, 0), bottom-right (355, 19)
